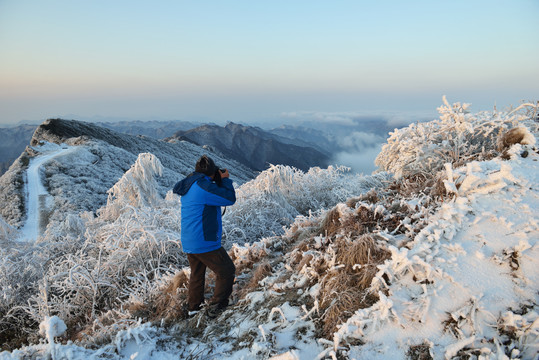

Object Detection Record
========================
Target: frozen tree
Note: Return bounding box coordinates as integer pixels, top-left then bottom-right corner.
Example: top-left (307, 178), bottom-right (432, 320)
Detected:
top-left (375, 97), bottom-right (537, 180)
top-left (98, 153), bottom-right (163, 221)
top-left (222, 164), bottom-right (390, 244)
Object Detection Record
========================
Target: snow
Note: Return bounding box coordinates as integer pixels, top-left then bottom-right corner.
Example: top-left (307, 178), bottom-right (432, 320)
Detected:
top-left (39, 315), bottom-right (67, 341)
top-left (1, 101), bottom-right (538, 359)
top-left (346, 153), bottom-right (539, 359)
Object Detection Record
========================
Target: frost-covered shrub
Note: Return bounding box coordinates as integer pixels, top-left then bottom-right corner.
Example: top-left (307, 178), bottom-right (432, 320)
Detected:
top-left (0, 244), bottom-right (46, 349)
top-left (34, 155), bottom-right (183, 325)
top-left (0, 216), bottom-right (17, 243)
top-left (0, 154), bottom-right (28, 227)
top-left (98, 153), bottom-right (163, 221)
top-left (0, 153), bottom-right (184, 348)
top-left (41, 144), bottom-right (135, 226)
top-left (222, 165), bottom-right (391, 244)
top-left (375, 97), bottom-right (537, 180)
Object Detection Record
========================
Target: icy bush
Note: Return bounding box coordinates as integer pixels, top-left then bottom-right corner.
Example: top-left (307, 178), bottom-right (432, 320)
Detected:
top-left (30, 155), bottom-right (182, 326)
top-left (0, 154), bottom-right (27, 227)
top-left (0, 153), bottom-right (183, 348)
top-left (0, 244), bottom-right (46, 349)
top-left (0, 216), bottom-right (17, 243)
top-left (222, 164), bottom-right (391, 244)
top-left (98, 153), bottom-right (163, 221)
top-left (375, 97), bottom-right (537, 180)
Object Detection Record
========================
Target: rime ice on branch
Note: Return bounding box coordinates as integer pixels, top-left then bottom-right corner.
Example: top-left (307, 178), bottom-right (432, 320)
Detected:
top-left (99, 153), bottom-right (163, 220)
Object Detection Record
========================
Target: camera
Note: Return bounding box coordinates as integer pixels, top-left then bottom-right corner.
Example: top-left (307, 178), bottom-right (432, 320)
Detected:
top-left (214, 168), bottom-right (226, 185)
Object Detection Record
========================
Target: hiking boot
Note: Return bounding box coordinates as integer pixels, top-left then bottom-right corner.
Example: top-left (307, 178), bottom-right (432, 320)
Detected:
top-left (205, 303), bottom-right (227, 319)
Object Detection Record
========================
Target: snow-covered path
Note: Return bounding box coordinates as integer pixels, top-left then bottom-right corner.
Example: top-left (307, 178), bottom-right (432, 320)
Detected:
top-left (18, 144), bottom-right (77, 241)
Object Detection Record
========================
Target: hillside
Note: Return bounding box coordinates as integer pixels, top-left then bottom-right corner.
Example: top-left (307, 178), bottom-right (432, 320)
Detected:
top-left (167, 122), bottom-right (331, 171)
top-left (0, 100), bottom-right (537, 359)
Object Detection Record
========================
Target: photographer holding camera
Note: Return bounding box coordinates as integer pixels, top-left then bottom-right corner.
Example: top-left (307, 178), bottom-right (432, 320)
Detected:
top-left (173, 155), bottom-right (236, 319)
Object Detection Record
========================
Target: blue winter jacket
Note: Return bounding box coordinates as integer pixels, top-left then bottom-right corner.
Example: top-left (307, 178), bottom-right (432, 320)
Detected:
top-left (173, 172), bottom-right (236, 254)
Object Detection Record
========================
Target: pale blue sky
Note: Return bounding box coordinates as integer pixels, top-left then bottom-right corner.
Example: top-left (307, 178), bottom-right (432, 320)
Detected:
top-left (0, 0), bottom-right (538, 125)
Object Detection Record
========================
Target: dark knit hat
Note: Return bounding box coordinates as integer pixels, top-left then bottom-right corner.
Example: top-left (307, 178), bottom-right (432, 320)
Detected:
top-left (195, 155), bottom-right (217, 176)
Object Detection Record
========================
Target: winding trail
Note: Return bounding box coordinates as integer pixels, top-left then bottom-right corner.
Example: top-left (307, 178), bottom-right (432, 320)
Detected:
top-left (19, 145), bottom-right (77, 241)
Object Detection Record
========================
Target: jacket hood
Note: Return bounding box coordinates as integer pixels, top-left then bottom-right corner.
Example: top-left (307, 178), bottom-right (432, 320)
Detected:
top-left (173, 172), bottom-right (206, 196)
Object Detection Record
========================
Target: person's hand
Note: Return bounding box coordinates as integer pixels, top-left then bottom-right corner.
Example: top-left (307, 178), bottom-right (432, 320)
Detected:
top-left (220, 169), bottom-right (230, 178)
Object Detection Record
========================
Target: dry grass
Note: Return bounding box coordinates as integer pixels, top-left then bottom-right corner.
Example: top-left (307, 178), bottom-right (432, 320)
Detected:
top-left (0, 310), bottom-right (38, 351)
top-left (286, 218), bottom-right (320, 243)
top-left (407, 342), bottom-right (434, 360)
top-left (230, 247), bottom-right (269, 275)
top-left (74, 310), bottom-right (121, 346)
top-left (319, 271), bottom-right (380, 337)
top-left (497, 126), bottom-right (535, 160)
top-left (497, 127), bottom-right (530, 151)
top-left (121, 270), bottom-right (190, 328)
top-left (442, 312), bottom-right (462, 339)
top-left (350, 204), bottom-right (406, 236)
top-left (320, 204), bottom-right (389, 240)
top-left (353, 206), bottom-right (384, 234)
top-left (153, 271), bottom-right (189, 321)
top-left (389, 173), bottom-right (436, 199)
top-left (430, 170), bottom-right (450, 200)
top-left (320, 206), bottom-right (343, 238)
top-left (283, 203), bottom-right (401, 337)
top-left (236, 261), bottom-right (272, 300)
top-left (318, 235), bottom-right (391, 337)
top-left (296, 253), bottom-right (314, 271)
top-left (346, 189), bottom-right (379, 208)
top-left (335, 235), bottom-right (390, 272)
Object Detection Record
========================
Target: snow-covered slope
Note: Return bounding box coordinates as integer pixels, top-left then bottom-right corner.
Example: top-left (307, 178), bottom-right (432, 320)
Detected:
top-left (0, 101), bottom-right (537, 359)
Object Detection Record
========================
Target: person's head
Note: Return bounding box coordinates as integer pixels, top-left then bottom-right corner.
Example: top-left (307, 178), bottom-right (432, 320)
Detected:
top-left (195, 155), bottom-right (217, 177)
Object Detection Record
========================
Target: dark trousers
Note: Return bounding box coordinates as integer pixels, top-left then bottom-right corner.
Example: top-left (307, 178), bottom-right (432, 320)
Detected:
top-left (187, 247), bottom-right (236, 311)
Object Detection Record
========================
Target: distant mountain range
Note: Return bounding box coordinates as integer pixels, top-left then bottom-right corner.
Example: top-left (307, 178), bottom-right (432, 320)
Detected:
top-left (166, 122), bottom-right (330, 172)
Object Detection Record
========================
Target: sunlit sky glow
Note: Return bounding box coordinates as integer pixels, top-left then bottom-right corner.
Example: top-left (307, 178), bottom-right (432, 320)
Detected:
top-left (1, 0), bottom-right (538, 125)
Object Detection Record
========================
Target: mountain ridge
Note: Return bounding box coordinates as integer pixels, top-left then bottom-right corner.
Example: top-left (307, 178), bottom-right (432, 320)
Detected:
top-left (167, 122), bottom-right (331, 171)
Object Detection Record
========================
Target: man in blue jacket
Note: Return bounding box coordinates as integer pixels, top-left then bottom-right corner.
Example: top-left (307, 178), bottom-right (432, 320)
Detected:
top-left (173, 155), bottom-right (236, 318)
